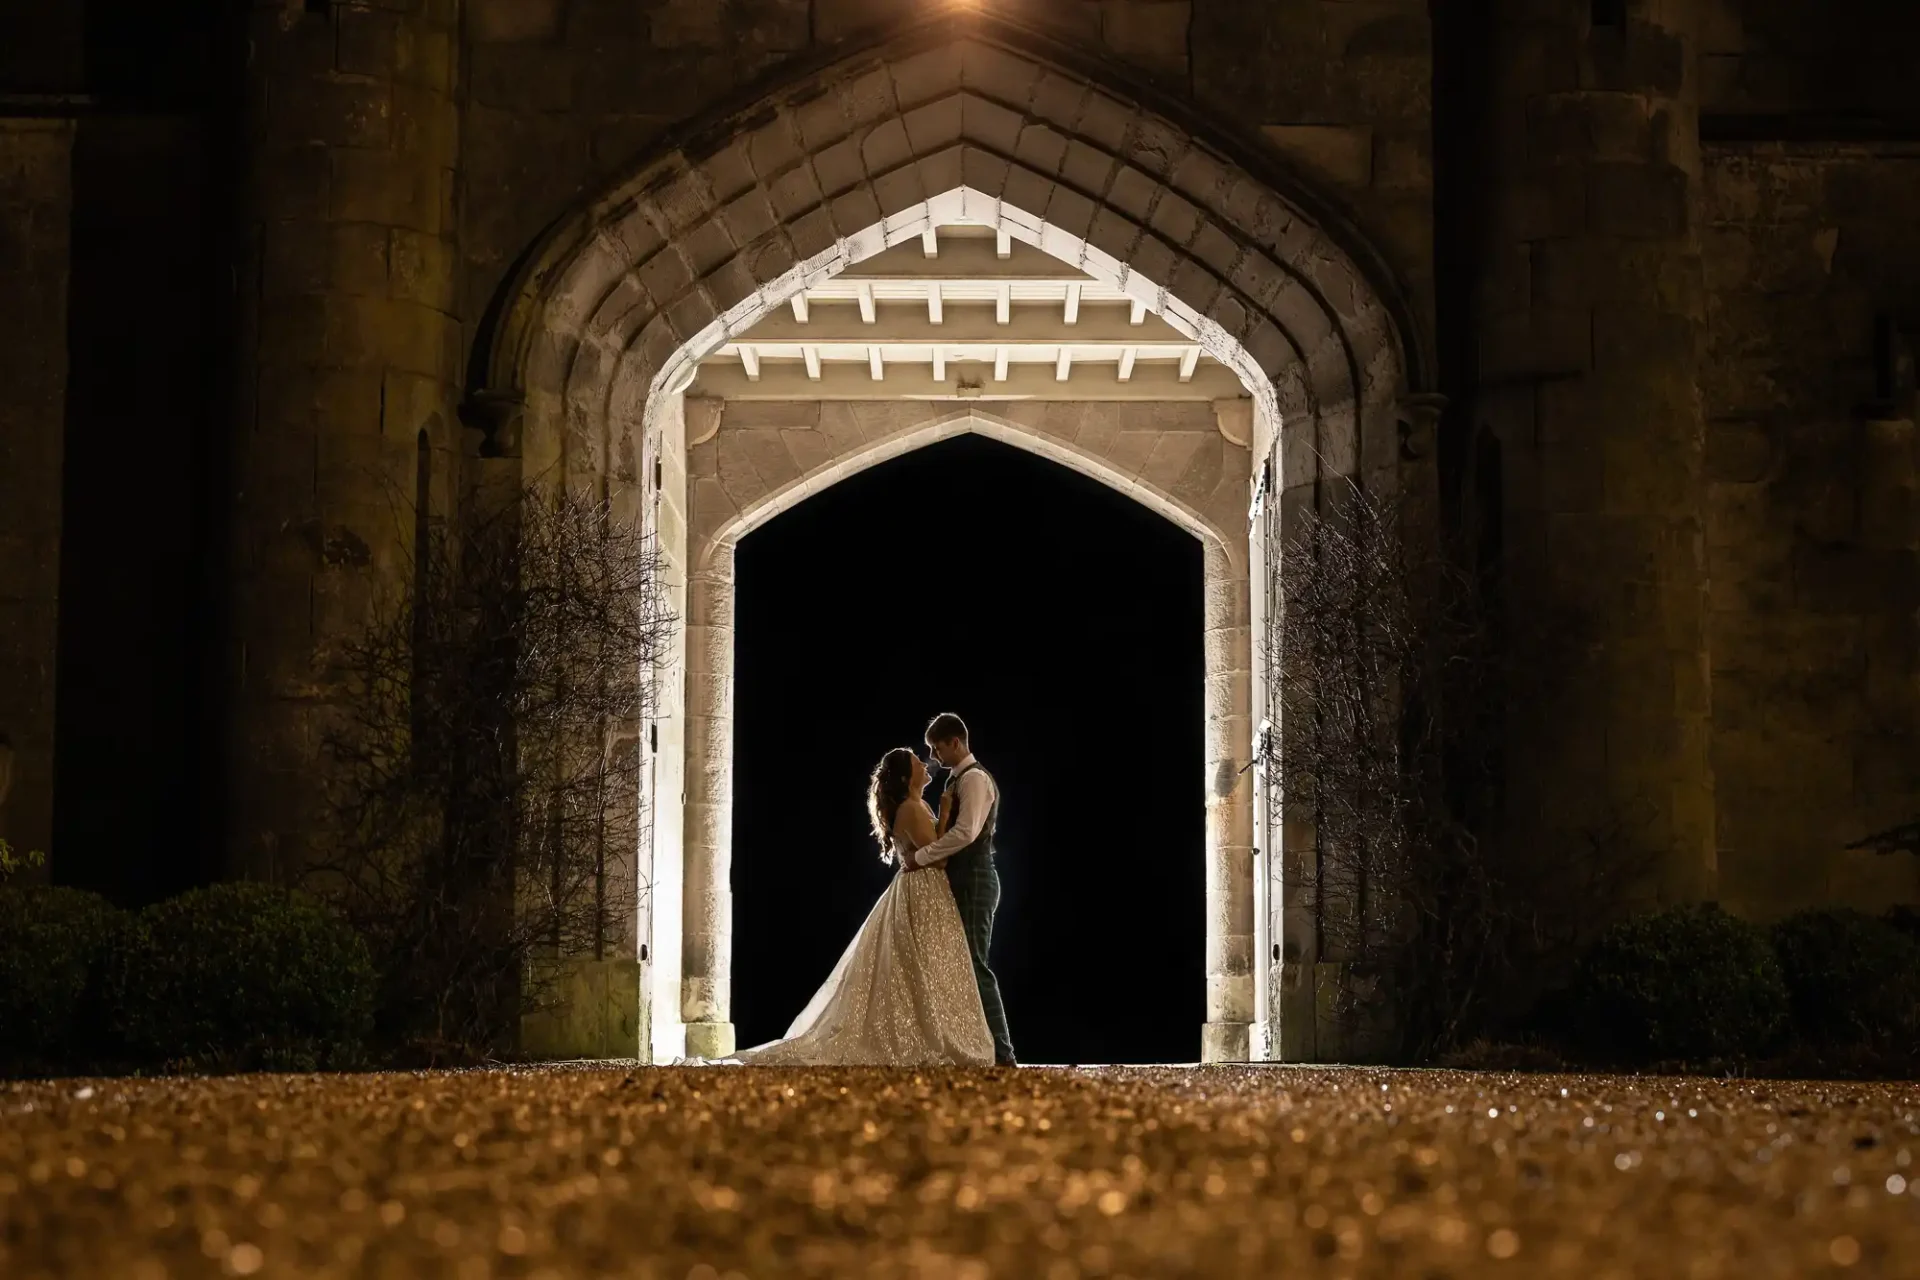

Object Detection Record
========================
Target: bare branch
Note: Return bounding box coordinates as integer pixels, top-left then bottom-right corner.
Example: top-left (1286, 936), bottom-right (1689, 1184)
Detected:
top-left (308, 485), bottom-right (674, 1064)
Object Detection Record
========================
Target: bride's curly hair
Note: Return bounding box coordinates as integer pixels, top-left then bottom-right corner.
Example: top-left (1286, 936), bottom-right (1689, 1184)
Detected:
top-left (867, 747), bottom-right (917, 865)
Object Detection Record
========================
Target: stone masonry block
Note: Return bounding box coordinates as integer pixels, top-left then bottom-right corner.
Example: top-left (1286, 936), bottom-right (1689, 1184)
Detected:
top-left (959, 39), bottom-right (1046, 108)
top-left (793, 93), bottom-right (852, 155)
top-left (388, 228), bottom-right (454, 309)
top-left (765, 161), bottom-right (823, 224)
top-left (391, 82), bottom-right (456, 159)
top-left (958, 92), bottom-right (1023, 156)
top-left (902, 94), bottom-right (963, 156)
top-left (1261, 125), bottom-right (1373, 190)
top-left (1042, 183), bottom-right (1098, 243)
top-left (1101, 1), bottom-right (1192, 80)
top-left (1588, 162), bottom-right (1692, 240)
top-left (717, 188), bottom-right (778, 251)
top-left (329, 146), bottom-right (441, 234)
top-left (272, 78), bottom-right (393, 151)
top-left (699, 140), bottom-right (757, 207)
top-left (1001, 162), bottom-right (1054, 223)
top-left (651, 164), bottom-right (717, 235)
top-left (828, 184), bottom-right (882, 238)
top-left (958, 145), bottom-right (1009, 198)
top-left (1124, 114), bottom-right (1190, 180)
top-left (701, 254), bottom-right (760, 317)
top-left (1013, 122), bottom-right (1070, 176)
top-left (1479, 307), bottom-right (1590, 384)
top-left (812, 134), bottom-right (865, 198)
top-left (871, 164), bottom-right (927, 221)
top-left (887, 43), bottom-right (963, 111)
top-left (1076, 89), bottom-right (1135, 156)
top-left (860, 116), bottom-right (914, 177)
top-left (840, 65), bottom-right (898, 130)
top-left (679, 218), bottom-right (735, 280)
top-left (1527, 91), bottom-right (1654, 165)
top-left (1083, 205), bottom-right (1143, 274)
top-left (1025, 69), bottom-right (1086, 135)
top-left (1058, 136), bottom-right (1117, 199)
top-left (745, 112), bottom-right (804, 182)
top-left (915, 146), bottom-right (964, 200)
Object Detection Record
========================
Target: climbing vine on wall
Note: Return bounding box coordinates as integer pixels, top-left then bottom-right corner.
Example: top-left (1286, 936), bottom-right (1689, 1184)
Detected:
top-left (313, 484), bottom-right (673, 1063)
top-left (1263, 459), bottom-right (1641, 1061)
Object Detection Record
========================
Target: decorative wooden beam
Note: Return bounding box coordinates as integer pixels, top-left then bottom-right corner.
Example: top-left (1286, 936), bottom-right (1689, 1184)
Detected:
top-left (689, 361), bottom-right (1249, 401)
top-left (726, 305), bottom-right (1194, 345)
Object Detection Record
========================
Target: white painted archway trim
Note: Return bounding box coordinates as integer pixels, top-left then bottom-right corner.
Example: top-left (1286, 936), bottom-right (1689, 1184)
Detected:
top-left (703, 405), bottom-right (1230, 563)
top-left (636, 187), bottom-right (1286, 477)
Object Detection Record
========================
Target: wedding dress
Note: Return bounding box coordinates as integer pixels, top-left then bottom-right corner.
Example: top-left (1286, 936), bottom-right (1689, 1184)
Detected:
top-left (720, 809), bottom-right (994, 1066)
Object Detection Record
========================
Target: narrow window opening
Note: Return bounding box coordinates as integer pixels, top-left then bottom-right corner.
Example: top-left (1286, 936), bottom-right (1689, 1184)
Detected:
top-left (1591, 0), bottom-right (1626, 27)
top-left (410, 430), bottom-right (431, 750)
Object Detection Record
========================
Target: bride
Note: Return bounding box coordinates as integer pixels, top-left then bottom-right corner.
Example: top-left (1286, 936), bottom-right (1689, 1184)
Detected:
top-left (722, 747), bottom-right (994, 1066)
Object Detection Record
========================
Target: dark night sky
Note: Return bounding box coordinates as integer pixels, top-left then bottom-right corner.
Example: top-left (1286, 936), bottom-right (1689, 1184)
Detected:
top-left (731, 432), bottom-right (1206, 1064)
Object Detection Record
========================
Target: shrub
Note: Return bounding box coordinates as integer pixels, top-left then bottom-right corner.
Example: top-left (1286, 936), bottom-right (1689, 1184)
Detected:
top-left (1567, 903), bottom-right (1789, 1065)
top-left (1885, 906), bottom-right (1920, 944)
top-left (110, 883), bottom-right (376, 1072)
top-left (1771, 908), bottom-right (1920, 1051)
top-left (0, 885), bottom-right (132, 1072)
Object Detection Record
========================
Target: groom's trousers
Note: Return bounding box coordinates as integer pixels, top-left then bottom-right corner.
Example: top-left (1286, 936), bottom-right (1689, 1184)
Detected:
top-left (946, 851), bottom-right (1016, 1064)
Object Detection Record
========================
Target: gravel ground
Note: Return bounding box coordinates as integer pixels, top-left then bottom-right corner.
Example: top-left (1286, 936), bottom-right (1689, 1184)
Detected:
top-left (3, 1065), bottom-right (1918, 1279)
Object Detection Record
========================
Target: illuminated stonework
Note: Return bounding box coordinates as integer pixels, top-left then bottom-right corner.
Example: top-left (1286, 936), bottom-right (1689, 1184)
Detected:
top-left (480, 27), bottom-right (1422, 1064)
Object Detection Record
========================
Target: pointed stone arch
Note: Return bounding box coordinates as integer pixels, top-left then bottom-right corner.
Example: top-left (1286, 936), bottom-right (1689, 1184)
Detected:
top-left (473, 14), bottom-right (1428, 1064)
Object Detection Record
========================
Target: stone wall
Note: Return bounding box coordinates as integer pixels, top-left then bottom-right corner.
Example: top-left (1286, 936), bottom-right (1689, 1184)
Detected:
top-left (0, 120), bottom-right (74, 863)
top-left (228, 0), bottom-right (463, 878)
top-left (1700, 141), bottom-right (1920, 916)
top-left (1466, 4), bottom-right (1717, 905)
top-left (1192, 0), bottom-right (1434, 350)
top-left (458, 0), bottom-right (1434, 400)
top-left (1699, 0), bottom-right (1920, 128)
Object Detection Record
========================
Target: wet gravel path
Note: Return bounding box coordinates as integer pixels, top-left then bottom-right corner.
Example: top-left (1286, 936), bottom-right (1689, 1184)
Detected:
top-left (3, 1065), bottom-right (1918, 1278)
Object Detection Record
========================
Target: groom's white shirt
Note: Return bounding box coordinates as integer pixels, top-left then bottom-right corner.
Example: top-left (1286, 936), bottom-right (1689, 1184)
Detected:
top-left (910, 752), bottom-right (997, 870)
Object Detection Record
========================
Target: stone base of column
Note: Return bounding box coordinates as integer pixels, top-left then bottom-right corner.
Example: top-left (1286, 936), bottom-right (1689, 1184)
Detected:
top-left (519, 957), bottom-right (643, 1060)
top-left (684, 1020), bottom-right (736, 1059)
top-left (1201, 1021), bottom-right (1253, 1063)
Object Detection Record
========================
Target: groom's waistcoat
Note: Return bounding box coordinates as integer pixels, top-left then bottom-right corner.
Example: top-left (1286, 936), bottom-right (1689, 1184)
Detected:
top-left (942, 762), bottom-right (998, 868)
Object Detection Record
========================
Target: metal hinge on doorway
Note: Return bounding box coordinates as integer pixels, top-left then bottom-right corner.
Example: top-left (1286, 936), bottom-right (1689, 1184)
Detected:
top-left (1249, 454), bottom-right (1273, 524)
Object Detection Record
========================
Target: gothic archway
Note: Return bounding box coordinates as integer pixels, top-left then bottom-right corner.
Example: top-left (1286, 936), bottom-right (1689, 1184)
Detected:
top-left (471, 14), bottom-right (1427, 1063)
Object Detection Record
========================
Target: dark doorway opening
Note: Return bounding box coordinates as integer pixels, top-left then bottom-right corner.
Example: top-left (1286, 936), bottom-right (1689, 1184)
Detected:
top-left (731, 431), bottom-right (1205, 1064)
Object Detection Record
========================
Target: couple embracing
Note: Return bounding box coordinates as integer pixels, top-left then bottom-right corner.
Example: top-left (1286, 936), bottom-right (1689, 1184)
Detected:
top-left (718, 712), bottom-right (1018, 1068)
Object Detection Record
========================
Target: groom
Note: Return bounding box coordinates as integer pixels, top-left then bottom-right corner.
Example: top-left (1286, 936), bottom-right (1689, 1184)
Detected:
top-left (904, 712), bottom-right (1017, 1066)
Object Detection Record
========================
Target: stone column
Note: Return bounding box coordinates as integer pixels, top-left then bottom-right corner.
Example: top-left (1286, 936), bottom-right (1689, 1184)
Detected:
top-left (681, 540), bottom-right (736, 1058)
top-left (1480, 0), bottom-right (1715, 904)
top-left (1202, 539), bottom-right (1257, 1062)
top-left (0, 120), bottom-right (74, 867)
top-left (228, 1), bottom-right (461, 878)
